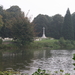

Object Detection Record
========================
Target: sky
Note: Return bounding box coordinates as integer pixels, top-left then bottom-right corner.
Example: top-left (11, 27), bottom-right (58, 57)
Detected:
top-left (0, 0), bottom-right (75, 21)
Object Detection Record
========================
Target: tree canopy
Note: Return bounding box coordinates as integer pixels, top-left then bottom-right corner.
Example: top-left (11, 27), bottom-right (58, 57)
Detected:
top-left (62, 8), bottom-right (74, 40)
top-left (0, 5), bottom-right (75, 42)
top-left (33, 14), bottom-right (64, 39)
top-left (0, 5), bottom-right (34, 46)
top-left (33, 8), bottom-right (75, 40)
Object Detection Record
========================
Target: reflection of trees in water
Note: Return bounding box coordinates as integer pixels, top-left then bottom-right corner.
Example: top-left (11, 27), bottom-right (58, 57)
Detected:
top-left (34, 50), bottom-right (52, 59)
top-left (1, 49), bottom-right (34, 71)
top-left (0, 52), bottom-right (3, 71)
top-left (0, 49), bottom-right (74, 74)
top-left (46, 50), bottom-right (52, 58)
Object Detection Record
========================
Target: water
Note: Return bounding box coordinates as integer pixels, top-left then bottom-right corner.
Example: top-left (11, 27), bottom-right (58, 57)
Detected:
top-left (0, 50), bottom-right (75, 75)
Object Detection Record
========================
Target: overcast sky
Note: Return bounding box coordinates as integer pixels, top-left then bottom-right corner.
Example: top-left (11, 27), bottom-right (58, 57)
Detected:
top-left (0, 0), bottom-right (75, 21)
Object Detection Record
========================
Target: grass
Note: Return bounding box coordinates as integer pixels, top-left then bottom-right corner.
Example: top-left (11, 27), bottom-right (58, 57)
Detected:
top-left (28, 38), bottom-right (75, 50)
top-left (1, 37), bottom-right (75, 51)
top-left (28, 39), bottom-right (59, 49)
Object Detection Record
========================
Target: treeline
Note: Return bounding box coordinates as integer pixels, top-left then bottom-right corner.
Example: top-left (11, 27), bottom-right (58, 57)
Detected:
top-left (0, 5), bottom-right (75, 47)
top-left (33, 8), bottom-right (75, 40)
top-left (0, 5), bottom-right (34, 46)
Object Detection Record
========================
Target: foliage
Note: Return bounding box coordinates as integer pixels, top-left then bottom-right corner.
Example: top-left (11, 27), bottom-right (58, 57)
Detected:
top-left (28, 38), bottom-right (75, 50)
top-left (33, 8), bottom-right (75, 40)
top-left (11, 17), bottom-right (33, 46)
top-left (0, 70), bottom-right (21, 75)
top-left (0, 5), bottom-right (34, 46)
top-left (0, 69), bottom-right (71, 75)
top-left (65, 40), bottom-right (74, 49)
top-left (33, 14), bottom-right (52, 37)
top-left (32, 69), bottom-right (47, 75)
top-left (58, 37), bottom-right (75, 49)
top-left (59, 37), bottom-right (66, 46)
top-left (50, 14), bottom-right (63, 39)
top-left (0, 39), bottom-right (2, 44)
top-left (0, 38), bottom-right (75, 50)
top-left (32, 69), bottom-right (70, 75)
top-left (72, 54), bottom-right (75, 70)
top-left (33, 14), bottom-right (63, 39)
top-left (72, 12), bottom-right (75, 40)
top-left (62, 8), bottom-right (74, 40)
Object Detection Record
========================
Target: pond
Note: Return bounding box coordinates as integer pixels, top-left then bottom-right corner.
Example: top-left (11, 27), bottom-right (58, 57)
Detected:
top-left (0, 49), bottom-right (75, 75)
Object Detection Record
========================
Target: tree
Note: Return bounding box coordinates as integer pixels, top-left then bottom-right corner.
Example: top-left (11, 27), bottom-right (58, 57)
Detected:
top-left (33, 14), bottom-right (52, 37)
top-left (0, 5), bottom-right (25, 38)
top-left (50, 14), bottom-right (63, 39)
top-left (0, 15), bottom-right (3, 28)
top-left (72, 12), bottom-right (75, 40)
top-left (33, 14), bottom-right (63, 39)
top-left (0, 15), bottom-right (4, 37)
top-left (0, 6), bottom-right (3, 15)
top-left (0, 5), bottom-right (34, 46)
top-left (12, 17), bottom-right (34, 46)
top-left (62, 8), bottom-right (74, 40)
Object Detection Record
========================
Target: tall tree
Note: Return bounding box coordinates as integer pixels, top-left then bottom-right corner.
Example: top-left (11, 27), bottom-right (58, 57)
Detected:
top-left (0, 5), bottom-right (34, 45)
top-left (33, 14), bottom-right (52, 37)
top-left (50, 14), bottom-right (63, 39)
top-left (0, 15), bottom-right (4, 37)
top-left (0, 6), bottom-right (3, 15)
top-left (12, 17), bottom-right (34, 46)
top-left (33, 14), bottom-right (63, 39)
top-left (0, 15), bottom-right (3, 28)
top-left (72, 12), bottom-right (75, 40)
top-left (62, 8), bottom-right (74, 40)
top-left (0, 5), bottom-right (25, 38)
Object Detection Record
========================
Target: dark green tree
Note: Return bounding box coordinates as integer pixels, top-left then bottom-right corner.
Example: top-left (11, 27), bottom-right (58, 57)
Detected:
top-left (0, 5), bottom-right (34, 46)
top-left (0, 15), bottom-right (4, 37)
top-left (72, 12), bottom-right (75, 40)
top-left (6, 6), bottom-right (34, 46)
top-left (62, 8), bottom-right (74, 40)
top-left (33, 14), bottom-right (63, 39)
top-left (50, 14), bottom-right (63, 39)
top-left (0, 6), bottom-right (3, 15)
top-left (0, 15), bottom-right (3, 28)
top-left (0, 5), bottom-right (25, 38)
top-left (33, 14), bottom-right (52, 37)
top-left (12, 17), bottom-right (34, 46)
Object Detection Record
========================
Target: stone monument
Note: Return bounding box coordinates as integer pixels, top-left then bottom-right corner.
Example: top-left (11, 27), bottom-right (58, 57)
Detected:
top-left (42, 27), bottom-right (46, 38)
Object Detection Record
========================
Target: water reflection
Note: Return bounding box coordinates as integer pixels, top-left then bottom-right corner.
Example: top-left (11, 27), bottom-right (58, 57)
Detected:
top-left (0, 50), bottom-right (75, 75)
top-left (1, 50), bottom-right (34, 71)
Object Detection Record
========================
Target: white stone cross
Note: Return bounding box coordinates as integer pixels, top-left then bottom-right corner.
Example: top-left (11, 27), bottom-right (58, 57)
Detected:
top-left (42, 27), bottom-right (46, 38)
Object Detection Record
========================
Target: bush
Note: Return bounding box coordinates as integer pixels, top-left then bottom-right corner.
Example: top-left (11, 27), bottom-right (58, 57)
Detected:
top-left (0, 39), bottom-right (2, 44)
top-left (53, 41), bottom-right (60, 49)
top-left (65, 40), bottom-right (74, 49)
top-left (59, 37), bottom-right (65, 44)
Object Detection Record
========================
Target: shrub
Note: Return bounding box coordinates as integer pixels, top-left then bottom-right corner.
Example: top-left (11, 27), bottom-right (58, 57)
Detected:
top-left (64, 40), bottom-right (74, 49)
top-left (73, 54), bottom-right (75, 70)
top-left (0, 39), bottom-right (2, 44)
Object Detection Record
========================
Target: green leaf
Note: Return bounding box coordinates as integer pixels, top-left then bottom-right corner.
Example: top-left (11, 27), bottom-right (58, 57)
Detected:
top-left (74, 68), bottom-right (75, 70)
top-left (60, 69), bottom-right (64, 72)
top-left (38, 69), bottom-right (41, 73)
top-left (73, 63), bottom-right (75, 66)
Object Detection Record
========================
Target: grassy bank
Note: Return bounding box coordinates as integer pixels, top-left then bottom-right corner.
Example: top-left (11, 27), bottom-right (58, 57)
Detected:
top-left (29, 38), bottom-right (75, 50)
top-left (29, 39), bottom-right (58, 49)
top-left (0, 37), bottom-right (75, 51)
